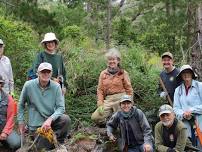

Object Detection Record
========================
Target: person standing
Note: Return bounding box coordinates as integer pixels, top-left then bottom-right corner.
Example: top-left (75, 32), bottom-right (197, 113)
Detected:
top-left (159, 52), bottom-right (181, 104)
top-left (91, 48), bottom-right (133, 125)
top-left (0, 39), bottom-right (14, 94)
top-left (18, 62), bottom-right (71, 151)
top-left (32, 32), bottom-right (67, 95)
top-left (173, 65), bottom-right (202, 150)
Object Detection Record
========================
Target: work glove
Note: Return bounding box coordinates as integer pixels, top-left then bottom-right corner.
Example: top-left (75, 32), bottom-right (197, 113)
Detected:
top-left (160, 91), bottom-right (168, 99)
top-left (97, 105), bottom-right (104, 115)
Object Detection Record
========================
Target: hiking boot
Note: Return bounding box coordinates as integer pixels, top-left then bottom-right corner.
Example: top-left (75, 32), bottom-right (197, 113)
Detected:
top-left (56, 144), bottom-right (67, 152)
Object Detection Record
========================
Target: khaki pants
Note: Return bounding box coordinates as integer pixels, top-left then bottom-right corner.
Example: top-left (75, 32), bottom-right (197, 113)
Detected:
top-left (91, 92), bottom-right (126, 124)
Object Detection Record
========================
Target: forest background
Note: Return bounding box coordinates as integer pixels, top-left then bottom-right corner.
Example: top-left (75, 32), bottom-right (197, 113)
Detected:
top-left (0, 0), bottom-right (201, 127)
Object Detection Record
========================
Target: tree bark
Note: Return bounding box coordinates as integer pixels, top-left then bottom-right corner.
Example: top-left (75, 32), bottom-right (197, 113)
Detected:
top-left (190, 3), bottom-right (202, 80)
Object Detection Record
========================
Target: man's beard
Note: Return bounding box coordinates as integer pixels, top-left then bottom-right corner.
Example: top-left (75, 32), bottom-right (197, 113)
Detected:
top-left (162, 119), bottom-right (174, 127)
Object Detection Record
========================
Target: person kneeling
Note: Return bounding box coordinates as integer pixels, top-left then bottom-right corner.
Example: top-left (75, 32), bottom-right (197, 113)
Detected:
top-left (107, 95), bottom-right (154, 152)
top-left (155, 104), bottom-right (196, 152)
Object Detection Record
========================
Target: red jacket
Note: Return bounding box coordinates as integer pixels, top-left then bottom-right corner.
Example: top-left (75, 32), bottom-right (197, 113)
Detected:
top-left (2, 95), bottom-right (15, 135)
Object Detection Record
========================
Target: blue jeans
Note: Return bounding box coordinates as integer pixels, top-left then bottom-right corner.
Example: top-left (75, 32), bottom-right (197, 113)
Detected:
top-left (1, 130), bottom-right (21, 150)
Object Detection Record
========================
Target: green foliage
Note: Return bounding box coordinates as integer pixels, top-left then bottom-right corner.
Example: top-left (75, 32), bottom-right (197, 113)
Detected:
top-left (9, 2), bottom-right (59, 35)
top-left (0, 13), bottom-right (38, 88)
top-left (112, 17), bottom-right (136, 46)
top-left (61, 25), bottom-right (84, 44)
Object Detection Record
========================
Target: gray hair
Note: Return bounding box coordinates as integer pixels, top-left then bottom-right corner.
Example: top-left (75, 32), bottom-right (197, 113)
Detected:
top-left (105, 48), bottom-right (121, 60)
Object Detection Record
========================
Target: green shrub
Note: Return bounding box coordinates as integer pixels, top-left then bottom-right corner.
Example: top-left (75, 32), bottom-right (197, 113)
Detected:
top-left (0, 15), bottom-right (39, 89)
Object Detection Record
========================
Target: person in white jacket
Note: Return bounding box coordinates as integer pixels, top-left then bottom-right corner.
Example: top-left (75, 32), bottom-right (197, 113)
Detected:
top-left (0, 39), bottom-right (14, 94)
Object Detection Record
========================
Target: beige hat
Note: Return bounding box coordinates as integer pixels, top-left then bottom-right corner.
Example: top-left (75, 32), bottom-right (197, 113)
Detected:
top-left (159, 104), bottom-right (173, 117)
top-left (120, 95), bottom-right (133, 103)
top-left (177, 64), bottom-right (197, 80)
top-left (41, 32), bottom-right (59, 44)
top-left (38, 62), bottom-right (52, 72)
top-left (161, 52), bottom-right (173, 59)
top-left (0, 39), bottom-right (4, 45)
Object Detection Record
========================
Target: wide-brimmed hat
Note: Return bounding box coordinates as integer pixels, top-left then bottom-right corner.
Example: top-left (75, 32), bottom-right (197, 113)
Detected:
top-left (0, 75), bottom-right (5, 84)
top-left (41, 32), bottom-right (59, 44)
top-left (38, 62), bottom-right (52, 72)
top-left (159, 104), bottom-right (173, 117)
top-left (176, 64), bottom-right (197, 80)
top-left (0, 39), bottom-right (4, 45)
top-left (161, 52), bottom-right (173, 59)
top-left (120, 95), bottom-right (133, 103)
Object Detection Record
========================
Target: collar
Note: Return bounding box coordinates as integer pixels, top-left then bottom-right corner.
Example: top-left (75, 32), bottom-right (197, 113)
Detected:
top-left (165, 66), bottom-right (175, 73)
top-left (36, 78), bottom-right (51, 89)
top-left (104, 68), bottom-right (124, 76)
top-left (185, 79), bottom-right (197, 89)
top-left (0, 55), bottom-right (6, 61)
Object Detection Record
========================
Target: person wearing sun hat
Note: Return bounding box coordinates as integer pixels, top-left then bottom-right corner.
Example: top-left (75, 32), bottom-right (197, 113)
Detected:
top-left (0, 38), bottom-right (14, 95)
top-left (173, 64), bottom-right (202, 150)
top-left (106, 95), bottom-right (153, 152)
top-left (17, 62), bottom-right (71, 151)
top-left (31, 32), bottom-right (67, 95)
top-left (155, 104), bottom-right (194, 152)
top-left (158, 52), bottom-right (181, 104)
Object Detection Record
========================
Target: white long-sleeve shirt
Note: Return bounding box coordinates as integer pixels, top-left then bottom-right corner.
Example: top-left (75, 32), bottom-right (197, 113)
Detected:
top-left (0, 55), bottom-right (14, 94)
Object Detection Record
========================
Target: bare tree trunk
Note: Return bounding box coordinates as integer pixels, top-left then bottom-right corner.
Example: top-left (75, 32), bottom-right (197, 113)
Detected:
top-left (106, 0), bottom-right (111, 50)
top-left (190, 3), bottom-right (202, 80)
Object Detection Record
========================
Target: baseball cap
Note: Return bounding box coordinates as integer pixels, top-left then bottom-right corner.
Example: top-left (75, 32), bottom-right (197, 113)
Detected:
top-left (120, 95), bottom-right (132, 103)
top-left (161, 52), bottom-right (173, 59)
top-left (37, 62), bottom-right (52, 72)
top-left (159, 104), bottom-right (173, 117)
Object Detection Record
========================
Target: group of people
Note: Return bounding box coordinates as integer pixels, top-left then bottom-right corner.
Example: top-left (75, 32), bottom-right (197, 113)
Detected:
top-left (0, 31), bottom-right (202, 152)
top-left (0, 33), bottom-right (70, 151)
top-left (90, 49), bottom-right (202, 152)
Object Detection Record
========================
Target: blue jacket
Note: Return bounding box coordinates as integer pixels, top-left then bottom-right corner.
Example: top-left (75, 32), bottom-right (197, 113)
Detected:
top-left (173, 80), bottom-right (202, 137)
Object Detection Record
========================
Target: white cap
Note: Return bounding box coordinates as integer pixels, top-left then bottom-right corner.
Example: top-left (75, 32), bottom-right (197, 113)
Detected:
top-left (41, 32), bottom-right (59, 44)
top-left (38, 62), bottom-right (52, 72)
top-left (0, 39), bottom-right (4, 45)
top-left (120, 95), bottom-right (133, 103)
top-left (159, 104), bottom-right (173, 117)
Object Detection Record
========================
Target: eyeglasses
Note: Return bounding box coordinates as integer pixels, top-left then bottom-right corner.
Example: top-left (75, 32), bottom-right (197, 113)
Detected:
top-left (45, 41), bottom-right (55, 44)
top-left (160, 113), bottom-right (171, 118)
top-left (0, 44), bottom-right (3, 48)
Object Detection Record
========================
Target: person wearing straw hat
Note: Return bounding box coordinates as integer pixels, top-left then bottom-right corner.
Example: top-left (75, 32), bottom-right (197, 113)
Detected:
top-left (91, 48), bottom-right (133, 126)
top-left (18, 62), bottom-right (71, 151)
top-left (158, 52), bottom-right (181, 104)
top-left (32, 32), bottom-right (67, 95)
top-left (173, 64), bottom-right (202, 150)
top-left (0, 39), bottom-right (14, 95)
top-left (0, 75), bottom-right (20, 150)
top-left (107, 95), bottom-right (153, 152)
top-left (155, 104), bottom-right (194, 152)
